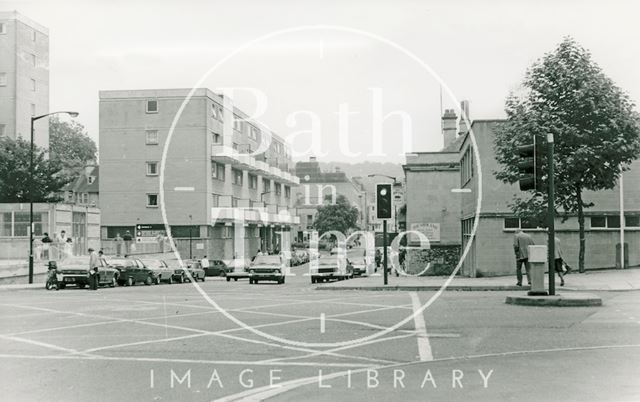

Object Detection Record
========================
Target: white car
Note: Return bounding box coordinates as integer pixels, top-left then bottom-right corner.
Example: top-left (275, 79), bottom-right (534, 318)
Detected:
top-left (225, 258), bottom-right (250, 282)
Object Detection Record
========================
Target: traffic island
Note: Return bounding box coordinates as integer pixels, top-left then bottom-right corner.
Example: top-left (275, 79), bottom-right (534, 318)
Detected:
top-left (505, 292), bottom-right (602, 307)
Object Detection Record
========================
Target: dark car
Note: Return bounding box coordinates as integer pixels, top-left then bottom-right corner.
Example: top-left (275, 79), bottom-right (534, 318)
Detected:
top-left (140, 259), bottom-right (175, 284)
top-left (184, 259), bottom-right (206, 282)
top-left (104, 257), bottom-right (158, 286)
top-left (249, 255), bottom-right (286, 285)
top-left (203, 259), bottom-right (231, 277)
top-left (55, 256), bottom-right (119, 289)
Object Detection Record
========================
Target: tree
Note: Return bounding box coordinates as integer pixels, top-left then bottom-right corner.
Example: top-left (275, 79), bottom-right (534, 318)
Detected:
top-left (494, 37), bottom-right (640, 272)
top-left (0, 137), bottom-right (72, 203)
top-left (312, 194), bottom-right (360, 236)
top-left (49, 116), bottom-right (97, 175)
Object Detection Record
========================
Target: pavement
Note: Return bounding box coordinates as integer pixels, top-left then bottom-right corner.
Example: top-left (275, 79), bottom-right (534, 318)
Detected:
top-left (315, 268), bottom-right (640, 292)
top-left (0, 264), bottom-right (639, 402)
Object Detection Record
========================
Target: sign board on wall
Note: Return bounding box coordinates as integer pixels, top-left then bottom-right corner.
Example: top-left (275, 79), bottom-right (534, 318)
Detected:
top-left (410, 222), bottom-right (441, 243)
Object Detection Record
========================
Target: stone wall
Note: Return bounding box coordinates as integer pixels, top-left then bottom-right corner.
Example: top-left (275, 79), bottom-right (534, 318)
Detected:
top-left (406, 245), bottom-right (461, 276)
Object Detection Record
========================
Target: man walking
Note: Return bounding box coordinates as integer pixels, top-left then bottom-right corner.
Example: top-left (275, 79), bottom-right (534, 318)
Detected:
top-left (88, 247), bottom-right (100, 290)
top-left (513, 229), bottom-right (535, 286)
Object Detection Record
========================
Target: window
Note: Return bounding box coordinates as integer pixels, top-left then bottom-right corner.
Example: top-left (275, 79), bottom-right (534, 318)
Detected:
top-left (262, 178), bottom-right (270, 193)
top-left (30, 78), bottom-right (36, 91)
top-left (212, 132), bottom-right (221, 144)
top-left (0, 73), bottom-right (7, 86)
top-left (30, 103), bottom-right (36, 116)
top-left (212, 103), bottom-right (223, 122)
top-left (0, 124), bottom-right (5, 137)
top-left (249, 174), bottom-right (258, 190)
top-left (147, 194), bottom-right (158, 207)
top-left (4, 211), bottom-right (48, 237)
top-left (146, 99), bottom-right (158, 113)
top-left (590, 216), bottom-right (606, 228)
top-left (223, 226), bottom-right (231, 238)
top-left (284, 185), bottom-right (291, 198)
top-left (87, 176), bottom-right (95, 185)
top-left (248, 125), bottom-right (258, 140)
top-left (66, 191), bottom-right (73, 202)
top-left (212, 162), bottom-right (225, 181)
top-left (233, 116), bottom-right (243, 132)
top-left (0, 23), bottom-right (6, 34)
top-left (606, 216), bottom-right (620, 229)
top-left (212, 194), bottom-right (220, 207)
top-left (233, 143), bottom-right (239, 151)
top-left (145, 130), bottom-right (158, 145)
top-left (146, 162), bottom-right (158, 176)
top-left (626, 216), bottom-right (640, 228)
top-left (275, 183), bottom-right (282, 195)
top-left (29, 53), bottom-right (36, 67)
top-left (460, 146), bottom-right (474, 185)
top-left (503, 217), bottom-right (543, 231)
top-left (82, 193), bottom-right (89, 204)
top-left (32, 30), bottom-right (36, 42)
top-left (232, 168), bottom-right (243, 186)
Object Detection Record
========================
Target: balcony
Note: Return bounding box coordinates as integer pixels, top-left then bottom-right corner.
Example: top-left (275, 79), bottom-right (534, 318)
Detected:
top-left (212, 196), bottom-right (300, 225)
top-left (211, 145), bottom-right (299, 185)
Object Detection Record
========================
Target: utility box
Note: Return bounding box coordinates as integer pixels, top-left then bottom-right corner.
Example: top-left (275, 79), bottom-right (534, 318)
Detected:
top-left (528, 245), bottom-right (548, 296)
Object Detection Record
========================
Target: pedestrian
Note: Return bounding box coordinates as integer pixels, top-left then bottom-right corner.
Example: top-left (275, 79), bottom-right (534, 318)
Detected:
top-left (513, 229), bottom-right (535, 286)
top-left (34, 237), bottom-right (43, 261)
top-left (554, 236), bottom-right (566, 287)
top-left (156, 233), bottom-right (164, 253)
top-left (201, 255), bottom-right (209, 272)
top-left (88, 247), bottom-right (100, 290)
top-left (64, 237), bottom-right (73, 259)
top-left (122, 231), bottom-right (133, 255)
top-left (41, 233), bottom-right (52, 260)
top-left (114, 233), bottom-right (124, 256)
top-left (55, 230), bottom-right (66, 259)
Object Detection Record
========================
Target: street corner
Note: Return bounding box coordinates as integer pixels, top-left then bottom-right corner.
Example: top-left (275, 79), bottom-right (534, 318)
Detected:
top-left (504, 292), bottom-right (603, 307)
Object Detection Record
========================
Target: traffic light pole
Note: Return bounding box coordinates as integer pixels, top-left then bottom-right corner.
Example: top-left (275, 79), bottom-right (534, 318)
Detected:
top-left (547, 134), bottom-right (555, 296)
top-left (383, 219), bottom-right (388, 286)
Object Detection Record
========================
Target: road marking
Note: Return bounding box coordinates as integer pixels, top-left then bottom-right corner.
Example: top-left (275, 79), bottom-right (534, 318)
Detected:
top-left (410, 292), bottom-right (433, 361)
top-left (451, 188), bottom-right (472, 193)
top-left (320, 313), bottom-right (325, 333)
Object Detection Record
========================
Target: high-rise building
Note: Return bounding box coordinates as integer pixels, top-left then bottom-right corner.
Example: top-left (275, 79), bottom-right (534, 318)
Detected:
top-left (0, 11), bottom-right (49, 149)
top-left (99, 88), bottom-right (300, 260)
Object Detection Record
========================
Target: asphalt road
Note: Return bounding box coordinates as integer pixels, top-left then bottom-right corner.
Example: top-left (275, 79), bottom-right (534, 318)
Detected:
top-left (1, 262), bottom-right (639, 402)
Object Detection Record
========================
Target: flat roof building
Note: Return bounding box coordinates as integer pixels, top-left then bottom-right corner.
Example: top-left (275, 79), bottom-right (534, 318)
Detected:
top-left (0, 11), bottom-right (49, 149)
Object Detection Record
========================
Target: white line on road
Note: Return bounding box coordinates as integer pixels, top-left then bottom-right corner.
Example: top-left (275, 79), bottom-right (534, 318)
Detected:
top-left (410, 292), bottom-right (433, 361)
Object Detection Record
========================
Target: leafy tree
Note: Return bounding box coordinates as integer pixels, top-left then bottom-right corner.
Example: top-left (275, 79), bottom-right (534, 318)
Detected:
top-left (494, 37), bottom-right (640, 272)
top-left (49, 116), bottom-right (97, 175)
top-left (312, 194), bottom-right (360, 235)
top-left (0, 137), bottom-right (72, 203)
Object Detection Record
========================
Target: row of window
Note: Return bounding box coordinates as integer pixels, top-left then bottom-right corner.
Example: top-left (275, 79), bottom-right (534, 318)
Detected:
top-left (0, 211), bottom-right (48, 237)
top-left (210, 161), bottom-right (290, 196)
top-left (503, 215), bottom-right (640, 230)
top-left (0, 23), bottom-right (39, 41)
top-left (460, 146), bottom-right (474, 185)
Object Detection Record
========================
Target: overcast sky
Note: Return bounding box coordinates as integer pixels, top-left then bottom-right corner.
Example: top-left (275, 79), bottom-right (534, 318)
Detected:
top-left (3, 0), bottom-right (640, 163)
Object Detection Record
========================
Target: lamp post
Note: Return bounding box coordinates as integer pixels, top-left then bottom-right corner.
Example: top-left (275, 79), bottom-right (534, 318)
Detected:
top-left (260, 192), bottom-right (271, 252)
top-left (28, 111), bottom-right (79, 284)
top-left (188, 214), bottom-right (193, 259)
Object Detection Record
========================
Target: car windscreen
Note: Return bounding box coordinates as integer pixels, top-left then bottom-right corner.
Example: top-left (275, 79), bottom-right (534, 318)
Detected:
top-left (252, 256), bottom-right (281, 265)
top-left (317, 256), bottom-right (342, 266)
top-left (141, 260), bottom-right (165, 268)
top-left (105, 258), bottom-right (130, 266)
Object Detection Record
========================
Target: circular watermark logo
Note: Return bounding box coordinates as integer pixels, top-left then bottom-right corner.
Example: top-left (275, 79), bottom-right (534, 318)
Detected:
top-left (159, 25), bottom-right (482, 348)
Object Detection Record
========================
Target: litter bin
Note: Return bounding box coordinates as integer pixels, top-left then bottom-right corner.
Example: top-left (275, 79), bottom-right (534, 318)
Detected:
top-left (527, 245), bottom-right (548, 296)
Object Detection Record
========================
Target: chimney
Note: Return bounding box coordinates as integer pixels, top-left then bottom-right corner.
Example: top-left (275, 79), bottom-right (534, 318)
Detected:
top-left (458, 100), bottom-right (470, 135)
top-left (309, 156), bottom-right (317, 162)
top-left (442, 109), bottom-right (457, 148)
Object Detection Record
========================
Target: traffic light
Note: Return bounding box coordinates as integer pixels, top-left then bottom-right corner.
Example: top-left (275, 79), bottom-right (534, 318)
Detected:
top-left (517, 136), bottom-right (545, 192)
top-left (376, 184), bottom-right (392, 219)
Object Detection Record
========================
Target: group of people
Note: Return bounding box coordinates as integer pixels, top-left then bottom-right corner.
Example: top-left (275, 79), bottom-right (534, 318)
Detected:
top-left (36, 230), bottom-right (74, 261)
top-left (513, 229), bottom-right (571, 287)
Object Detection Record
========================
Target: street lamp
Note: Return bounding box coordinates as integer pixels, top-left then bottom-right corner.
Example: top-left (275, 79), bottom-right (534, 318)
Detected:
top-left (188, 214), bottom-right (193, 260)
top-left (29, 111), bottom-right (79, 284)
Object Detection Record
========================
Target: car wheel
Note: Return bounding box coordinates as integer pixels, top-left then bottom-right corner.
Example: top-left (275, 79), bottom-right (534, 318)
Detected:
top-left (58, 283), bottom-right (66, 289)
top-left (145, 276), bottom-right (153, 286)
top-left (201, 276), bottom-right (205, 282)
top-left (311, 277), bottom-right (316, 284)
top-left (280, 277), bottom-right (285, 284)
top-left (226, 276), bottom-right (231, 282)
top-left (234, 278), bottom-right (238, 282)
top-left (127, 277), bottom-right (134, 287)
top-left (249, 278), bottom-right (253, 284)
top-left (155, 276), bottom-right (161, 285)
top-left (177, 275), bottom-right (184, 283)
top-left (117, 280), bottom-right (125, 286)
top-left (78, 283), bottom-right (86, 289)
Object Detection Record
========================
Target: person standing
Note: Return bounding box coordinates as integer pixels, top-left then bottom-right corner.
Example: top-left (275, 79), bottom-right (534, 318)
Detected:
top-left (513, 229), bottom-right (535, 286)
top-left (88, 247), bottom-right (100, 290)
top-left (41, 233), bottom-right (53, 260)
top-left (554, 236), bottom-right (566, 287)
top-left (63, 237), bottom-right (73, 259)
top-left (156, 233), bottom-right (165, 253)
top-left (122, 231), bottom-right (133, 255)
top-left (114, 233), bottom-right (124, 256)
top-left (201, 255), bottom-right (209, 273)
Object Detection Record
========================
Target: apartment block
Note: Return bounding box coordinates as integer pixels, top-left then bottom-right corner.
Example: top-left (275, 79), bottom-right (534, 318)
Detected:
top-left (99, 88), bottom-right (300, 260)
top-left (0, 11), bottom-right (49, 149)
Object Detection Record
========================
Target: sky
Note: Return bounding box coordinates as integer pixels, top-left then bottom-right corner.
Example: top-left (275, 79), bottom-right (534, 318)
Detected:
top-left (3, 0), bottom-right (640, 163)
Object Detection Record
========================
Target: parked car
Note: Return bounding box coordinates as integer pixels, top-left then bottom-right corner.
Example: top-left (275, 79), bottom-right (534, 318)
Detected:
top-left (248, 255), bottom-right (286, 284)
top-left (104, 257), bottom-right (158, 286)
top-left (55, 256), bottom-right (119, 289)
top-left (140, 259), bottom-right (174, 284)
top-left (347, 249), bottom-right (374, 276)
top-left (203, 259), bottom-right (231, 277)
top-left (226, 258), bottom-right (250, 282)
top-left (310, 254), bottom-right (353, 283)
top-left (184, 259), bottom-right (206, 282)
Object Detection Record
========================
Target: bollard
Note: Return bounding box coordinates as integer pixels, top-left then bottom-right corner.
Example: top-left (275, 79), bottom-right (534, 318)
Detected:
top-left (527, 245), bottom-right (548, 296)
